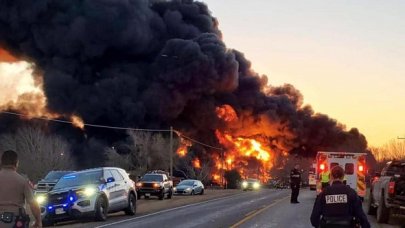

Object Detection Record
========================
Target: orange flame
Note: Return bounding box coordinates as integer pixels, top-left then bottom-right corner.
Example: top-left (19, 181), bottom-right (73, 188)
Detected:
top-left (214, 130), bottom-right (273, 183)
top-left (0, 59), bottom-right (85, 130)
top-left (71, 115), bottom-right (85, 130)
top-left (193, 158), bottom-right (201, 169)
top-left (216, 104), bottom-right (238, 122)
top-left (176, 145), bottom-right (187, 157)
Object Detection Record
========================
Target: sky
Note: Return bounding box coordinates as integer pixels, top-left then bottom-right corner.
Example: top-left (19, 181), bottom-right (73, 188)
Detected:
top-left (201, 0), bottom-right (405, 147)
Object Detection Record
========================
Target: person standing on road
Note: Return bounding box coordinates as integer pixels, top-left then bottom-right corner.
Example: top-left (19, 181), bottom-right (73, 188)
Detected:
top-left (0, 150), bottom-right (42, 228)
top-left (310, 165), bottom-right (370, 228)
top-left (320, 164), bottom-right (330, 191)
top-left (290, 164), bottom-right (301, 204)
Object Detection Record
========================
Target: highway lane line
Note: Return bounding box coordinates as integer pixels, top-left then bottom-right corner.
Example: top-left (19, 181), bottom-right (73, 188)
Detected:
top-left (229, 195), bottom-right (290, 228)
top-left (245, 209), bottom-right (258, 217)
top-left (95, 191), bottom-right (249, 228)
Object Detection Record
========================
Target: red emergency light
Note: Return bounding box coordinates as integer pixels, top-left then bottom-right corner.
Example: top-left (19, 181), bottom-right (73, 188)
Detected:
top-left (320, 164), bottom-right (325, 171)
top-left (358, 165), bottom-right (364, 172)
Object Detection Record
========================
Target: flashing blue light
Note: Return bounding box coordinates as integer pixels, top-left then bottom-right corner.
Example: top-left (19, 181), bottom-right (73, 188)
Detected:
top-left (63, 204), bottom-right (68, 207)
top-left (63, 175), bottom-right (76, 179)
top-left (48, 206), bottom-right (53, 210)
top-left (69, 196), bottom-right (74, 202)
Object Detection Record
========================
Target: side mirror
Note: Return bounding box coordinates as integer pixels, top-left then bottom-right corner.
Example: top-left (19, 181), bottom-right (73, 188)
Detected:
top-left (107, 177), bottom-right (115, 183)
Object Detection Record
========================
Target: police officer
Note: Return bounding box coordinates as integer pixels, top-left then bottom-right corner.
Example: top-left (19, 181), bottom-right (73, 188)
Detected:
top-left (0, 150), bottom-right (42, 228)
top-left (310, 165), bottom-right (370, 228)
top-left (290, 164), bottom-right (301, 204)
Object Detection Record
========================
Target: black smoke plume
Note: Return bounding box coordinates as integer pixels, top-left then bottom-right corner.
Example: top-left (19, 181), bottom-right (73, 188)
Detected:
top-left (0, 0), bottom-right (367, 166)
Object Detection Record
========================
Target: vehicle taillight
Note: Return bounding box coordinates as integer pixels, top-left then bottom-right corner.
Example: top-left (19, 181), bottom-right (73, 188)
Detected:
top-left (388, 181), bottom-right (395, 195)
top-left (358, 165), bottom-right (364, 172)
top-left (320, 164), bottom-right (325, 171)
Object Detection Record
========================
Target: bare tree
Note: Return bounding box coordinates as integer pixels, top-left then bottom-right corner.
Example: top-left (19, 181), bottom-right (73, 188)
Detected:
top-left (105, 131), bottom-right (175, 177)
top-left (371, 139), bottom-right (405, 162)
top-left (0, 125), bottom-right (75, 182)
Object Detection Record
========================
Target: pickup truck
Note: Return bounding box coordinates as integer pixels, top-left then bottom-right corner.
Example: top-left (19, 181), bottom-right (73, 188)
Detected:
top-left (136, 171), bottom-right (173, 200)
top-left (368, 160), bottom-right (405, 223)
top-left (35, 171), bottom-right (74, 194)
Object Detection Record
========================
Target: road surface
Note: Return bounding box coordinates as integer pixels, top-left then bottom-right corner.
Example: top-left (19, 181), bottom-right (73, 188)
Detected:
top-left (54, 189), bottom-right (402, 228)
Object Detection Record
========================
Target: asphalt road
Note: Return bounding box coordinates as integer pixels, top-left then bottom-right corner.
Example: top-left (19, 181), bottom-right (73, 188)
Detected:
top-left (51, 188), bottom-right (403, 228)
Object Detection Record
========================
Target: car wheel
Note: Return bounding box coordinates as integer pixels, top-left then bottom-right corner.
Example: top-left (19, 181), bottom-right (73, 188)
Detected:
top-left (167, 189), bottom-right (173, 199)
top-left (158, 190), bottom-right (165, 200)
top-left (367, 191), bottom-right (377, 215)
top-left (124, 193), bottom-right (137, 216)
top-left (376, 192), bottom-right (390, 223)
top-left (95, 196), bottom-right (108, 221)
top-left (200, 189), bottom-right (204, 195)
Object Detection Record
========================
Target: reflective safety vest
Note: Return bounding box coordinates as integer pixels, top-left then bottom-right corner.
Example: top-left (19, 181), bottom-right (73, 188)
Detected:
top-left (321, 171), bottom-right (330, 183)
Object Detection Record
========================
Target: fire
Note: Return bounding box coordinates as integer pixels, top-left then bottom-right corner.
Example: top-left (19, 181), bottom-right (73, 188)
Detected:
top-left (71, 115), bottom-right (85, 129)
top-left (193, 158), bottom-right (201, 169)
top-left (0, 60), bottom-right (85, 129)
top-left (176, 138), bottom-right (192, 157)
top-left (216, 104), bottom-right (238, 122)
top-left (214, 130), bottom-right (273, 183)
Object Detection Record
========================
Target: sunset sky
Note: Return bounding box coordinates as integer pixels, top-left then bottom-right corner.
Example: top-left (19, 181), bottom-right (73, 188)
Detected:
top-left (202, 0), bottom-right (405, 147)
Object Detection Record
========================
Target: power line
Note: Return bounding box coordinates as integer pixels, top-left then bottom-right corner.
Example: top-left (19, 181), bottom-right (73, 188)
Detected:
top-left (0, 110), bottom-right (222, 150)
top-left (0, 110), bottom-right (170, 132)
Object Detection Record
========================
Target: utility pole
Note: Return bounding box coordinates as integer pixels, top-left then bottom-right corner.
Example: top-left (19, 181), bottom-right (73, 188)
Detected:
top-left (170, 126), bottom-right (173, 177)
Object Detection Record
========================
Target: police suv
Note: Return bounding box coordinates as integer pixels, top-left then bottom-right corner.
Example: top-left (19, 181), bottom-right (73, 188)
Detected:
top-left (35, 167), bottom-right (137, 225)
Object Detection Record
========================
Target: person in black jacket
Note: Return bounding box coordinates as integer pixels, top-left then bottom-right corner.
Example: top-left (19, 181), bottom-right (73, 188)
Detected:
top-left (310, 165), bottom-right (370, 228)
top-left (290, 164), bottom-right (301, 203)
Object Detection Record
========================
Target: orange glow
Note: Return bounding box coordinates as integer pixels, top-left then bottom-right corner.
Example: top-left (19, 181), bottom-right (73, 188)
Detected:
top-left (213, 174), bottom-right (220, 181)
top-left (176, 145), bottom-right (187, 157)
top-left (215, 104), bottom-right (238, 122)
top-left (214, 130), bottom-right (273, 182)
top-left (320, 164), bottom-right (325, 171)
top-left (71, 115), bottom-right (85, 130)
top-left (193, 158), bottom-right (201, 169)
top-left (0, 48), bottom-right (17, 62)
top-left (358, 165), bottom-right (364, 172)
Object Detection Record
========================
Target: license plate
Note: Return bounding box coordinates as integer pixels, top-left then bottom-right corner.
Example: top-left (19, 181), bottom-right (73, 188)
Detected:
top-left (55, 208), bottom-right (65, 215)
top-left (145, 193), bottom-right (151, 197)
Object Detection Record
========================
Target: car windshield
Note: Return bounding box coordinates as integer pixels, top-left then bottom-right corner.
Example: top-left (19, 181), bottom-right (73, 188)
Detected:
top-left (53, 170), bottom-right (102, 189)
top-left (178, 180), bottom-right (194, 186)
top-left (141, 174), bottom-right (163, 182)
top-left (44, 171), bottom-right (72, 180)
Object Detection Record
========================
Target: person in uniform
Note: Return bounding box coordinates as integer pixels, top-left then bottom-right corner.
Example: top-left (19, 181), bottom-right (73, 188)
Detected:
top-left (310, 165), bottom-right (370, 228)
top-left (290, 164), bottom-right (301, 204)
top-left (320, 164), bottom-right (330, 191)
top-left (0, 150), bottom-right (42, 228)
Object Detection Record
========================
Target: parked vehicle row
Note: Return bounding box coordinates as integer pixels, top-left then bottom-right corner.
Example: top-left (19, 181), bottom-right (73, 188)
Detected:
top-left (33, 168), bottom-right (206, 226)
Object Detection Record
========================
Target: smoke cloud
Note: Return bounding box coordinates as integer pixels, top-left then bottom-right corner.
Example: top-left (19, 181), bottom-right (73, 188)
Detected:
top-left (0, 0), bottom-right (367, 166)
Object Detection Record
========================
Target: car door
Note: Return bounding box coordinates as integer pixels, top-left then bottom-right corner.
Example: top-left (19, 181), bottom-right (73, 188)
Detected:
top-left (110, 169), bottom-right (127, 208)
top-left (104, 170), bottom-right (118, 209)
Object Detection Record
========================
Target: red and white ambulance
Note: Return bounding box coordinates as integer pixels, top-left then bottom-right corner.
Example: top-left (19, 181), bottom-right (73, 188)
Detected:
top-left (315, 151), bottom-right (367, 199)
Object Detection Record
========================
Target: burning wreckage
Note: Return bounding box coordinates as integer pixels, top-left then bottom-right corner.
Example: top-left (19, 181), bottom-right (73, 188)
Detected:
top-left (0, 0), bottom-right (367, 183)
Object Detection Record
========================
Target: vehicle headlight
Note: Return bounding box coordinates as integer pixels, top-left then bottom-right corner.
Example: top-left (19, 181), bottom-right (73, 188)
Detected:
top-left (242, 181), bottom-right (248, 187)
top-left (153, 183), bottom-right (161, 188)
top-left (77, 187), bottom-right (97, 197)
top-left (253, 182), bottom-right (260, 189)
top-left (136, 182), bottom-right (142, 187)
top-left (173, 187), bottom-right (177, 191)
top-left (36, 195), bottom-right (46, 204)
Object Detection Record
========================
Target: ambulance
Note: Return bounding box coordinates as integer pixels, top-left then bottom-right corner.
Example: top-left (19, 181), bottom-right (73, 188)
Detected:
top-left (315, 151), bottom-right (367, 199)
